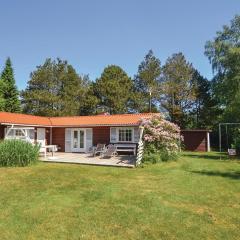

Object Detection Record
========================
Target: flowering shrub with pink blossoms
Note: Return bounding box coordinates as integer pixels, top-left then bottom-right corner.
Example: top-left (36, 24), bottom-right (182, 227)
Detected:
top-left (141, 114), bottom-right (182, 163)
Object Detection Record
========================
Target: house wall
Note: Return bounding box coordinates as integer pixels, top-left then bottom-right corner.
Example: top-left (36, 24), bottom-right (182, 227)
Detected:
top-left (52, 127), bottom-right (65, 152)
top-left (0, 125), bottom-right (5, 139)
top-left (181, 130), bottom-right (209, 152)
top-left (51, 126), bottom-right (111, 152)
top-left (93, 126), bottom-right (110, 146)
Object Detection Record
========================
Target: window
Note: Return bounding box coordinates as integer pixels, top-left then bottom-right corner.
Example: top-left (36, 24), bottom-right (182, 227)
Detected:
top-left (80, 130), bottom-right (84, 148)
top-left (118, 128), bottom-right (132, 142)
top-left (15, 129), bottom-right (24, 137)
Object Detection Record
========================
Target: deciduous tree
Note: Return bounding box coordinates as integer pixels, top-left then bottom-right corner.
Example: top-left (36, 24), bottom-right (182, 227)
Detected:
top-left (205, 15), bottom-right (240, 121)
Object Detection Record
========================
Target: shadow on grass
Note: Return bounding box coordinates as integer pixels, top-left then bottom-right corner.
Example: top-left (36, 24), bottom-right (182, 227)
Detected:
top-left (182, 153), bottom-right (230, 161)
top-left (190, 170), bottom-right (240, 180)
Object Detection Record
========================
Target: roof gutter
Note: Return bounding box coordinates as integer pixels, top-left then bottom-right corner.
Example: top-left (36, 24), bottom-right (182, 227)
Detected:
top-left (0, 123), bottom-right (140, 127)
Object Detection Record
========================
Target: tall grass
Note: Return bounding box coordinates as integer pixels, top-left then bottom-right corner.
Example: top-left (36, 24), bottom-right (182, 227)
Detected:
top-left (0, 140), bottom-right (40, 167)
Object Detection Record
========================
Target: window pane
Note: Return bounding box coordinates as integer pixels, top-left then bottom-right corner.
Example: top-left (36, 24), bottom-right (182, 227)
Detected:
top-left (118, 129), bottom-right (132, 142)
top-left (73, 131), bottom-right (78, 148)
top-left (80, 131), bottom-right (84, 148)
top-left (15, 130), bottom-right (24, 136)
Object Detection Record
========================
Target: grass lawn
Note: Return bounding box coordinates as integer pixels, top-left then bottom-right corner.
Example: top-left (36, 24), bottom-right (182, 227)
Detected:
top-left (0, 152), bottom-right (240, 240)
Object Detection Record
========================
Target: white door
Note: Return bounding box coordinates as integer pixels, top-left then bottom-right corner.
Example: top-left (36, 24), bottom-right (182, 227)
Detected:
top-left (71, 129), bottom-right (85, 152)
top-left (37, 128), bottom-right (46, 147)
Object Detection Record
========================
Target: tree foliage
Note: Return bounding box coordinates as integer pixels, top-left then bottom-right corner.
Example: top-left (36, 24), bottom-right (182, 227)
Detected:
top-left (205, 15), bottom-right (240, 121)
top-left (94, 65), bottom-right (133, 114)
top-left (0, 80), bottom-right (6, 111)
top-left (22, 58), bottom-right (97, 116)
top-left (160, 53), bottom-right (196, 127)
top-left (189, 70), bottom-right (220, 128)
top-left (133, 50), bottom-right (161, 112)
top-left (1, 58), bottom-right (21, 112)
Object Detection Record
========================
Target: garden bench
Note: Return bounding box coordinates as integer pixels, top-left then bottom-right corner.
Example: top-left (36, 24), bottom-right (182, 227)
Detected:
top-left (113, 143), bottom-right (137, 155)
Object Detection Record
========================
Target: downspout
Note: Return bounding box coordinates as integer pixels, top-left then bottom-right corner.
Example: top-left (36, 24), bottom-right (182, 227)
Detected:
top-left (48, 117), bottom-right (53, 145)
top-left (50, 127), bottom-right (53, 145)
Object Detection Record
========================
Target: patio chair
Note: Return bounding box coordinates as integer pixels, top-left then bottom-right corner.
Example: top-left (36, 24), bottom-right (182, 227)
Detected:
top-left (101, 144), bottom-right (118, 158)
top-left (91, 143), bottom-right (106, 157)
top-left (37, 140), bottom-right (47, 158)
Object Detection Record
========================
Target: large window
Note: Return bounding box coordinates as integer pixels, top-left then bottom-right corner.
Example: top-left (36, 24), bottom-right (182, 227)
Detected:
top-left (118, 128), bottom-right (132, 142)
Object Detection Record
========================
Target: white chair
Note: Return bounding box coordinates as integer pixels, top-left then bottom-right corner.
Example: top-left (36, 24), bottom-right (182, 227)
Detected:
top-left (91, 143), bottom-right (106, 157)
top-left (101, 144), bottom-right (118, 158)
top-left (37, 140), bottom-right (47, 158)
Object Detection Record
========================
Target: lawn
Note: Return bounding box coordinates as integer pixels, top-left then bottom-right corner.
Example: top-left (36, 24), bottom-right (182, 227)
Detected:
top-left (0, 152), bottom-right (239, 240)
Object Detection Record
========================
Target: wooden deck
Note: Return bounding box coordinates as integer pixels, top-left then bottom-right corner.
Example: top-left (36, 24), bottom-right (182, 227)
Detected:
top-left (40, 152), bottom-right (136, 168)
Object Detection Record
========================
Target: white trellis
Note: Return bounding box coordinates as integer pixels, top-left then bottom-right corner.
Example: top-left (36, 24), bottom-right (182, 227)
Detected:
top-left (136, 126), bottom-right (144, 166)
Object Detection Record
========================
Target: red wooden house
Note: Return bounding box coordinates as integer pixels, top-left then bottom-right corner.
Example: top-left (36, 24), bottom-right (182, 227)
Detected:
top-left (0, 112), bottom-right (211, 152)
top-left (0, 112), bottom-right (154, 153)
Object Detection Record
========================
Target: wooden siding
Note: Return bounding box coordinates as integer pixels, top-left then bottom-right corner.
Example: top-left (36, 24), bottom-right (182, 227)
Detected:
top-left (51, 126), bottom-right (110, 152)
top-left (181, 130), bottom-right (208, 152)
top-left (93, 126), bottom-right (110, 146)
top-left (52, 127), bottom-right (65, 152)
top-left (0, 125), bottom-right (5, 139)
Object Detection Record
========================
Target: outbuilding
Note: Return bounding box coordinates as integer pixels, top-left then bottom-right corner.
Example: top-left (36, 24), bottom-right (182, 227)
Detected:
top-left (181, 130), bottom-right (211, 152)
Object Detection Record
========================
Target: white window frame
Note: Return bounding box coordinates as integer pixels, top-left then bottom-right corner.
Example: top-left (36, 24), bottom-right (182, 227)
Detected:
top-left (117, 127), bottom-right (133, 143)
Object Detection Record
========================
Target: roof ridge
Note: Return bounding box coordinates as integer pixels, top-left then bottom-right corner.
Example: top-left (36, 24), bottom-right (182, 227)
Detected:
top-left (49, 113), bottom-right (155, 119)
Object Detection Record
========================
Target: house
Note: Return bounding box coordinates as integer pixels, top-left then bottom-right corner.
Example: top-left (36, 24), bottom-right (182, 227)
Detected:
top-left (0, 112), bottom-right (154, 153)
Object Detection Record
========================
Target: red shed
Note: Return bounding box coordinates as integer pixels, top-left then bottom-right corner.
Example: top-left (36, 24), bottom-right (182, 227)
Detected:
top-left (181, 130), bottom-right (211, 152)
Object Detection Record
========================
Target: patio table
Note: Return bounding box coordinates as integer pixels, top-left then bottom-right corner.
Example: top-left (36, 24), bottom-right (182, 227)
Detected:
top-left (45, 145), bottom-right (58, 159)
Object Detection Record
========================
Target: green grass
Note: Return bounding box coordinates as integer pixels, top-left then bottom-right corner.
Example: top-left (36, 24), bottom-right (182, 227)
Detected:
top-left (0, 152), bottom-right (240, 240)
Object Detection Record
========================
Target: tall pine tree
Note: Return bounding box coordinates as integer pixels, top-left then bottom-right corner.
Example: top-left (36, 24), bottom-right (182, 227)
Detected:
top-left (133, 50), bottom-right (161, 112)
top-left (1, 58), bottom-right (21, 112)
top-left (0, 79), bottom-right (6, 111)
top-left (189, 70), bottom-right (220, 128)
top-left (95, 65), bottom-right (133, 114)
top-left (161, 53), bottom-right (196, 127)
top-left (22, 58), bottom-right (97, 116)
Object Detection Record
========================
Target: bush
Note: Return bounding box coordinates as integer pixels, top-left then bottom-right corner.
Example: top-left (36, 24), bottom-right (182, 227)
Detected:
top-left (0, 140), bottom-right (40, 167)
top-left (141, 114), bottom-right (181, 163)
top-left (142, 152), bottom-right (161, 164)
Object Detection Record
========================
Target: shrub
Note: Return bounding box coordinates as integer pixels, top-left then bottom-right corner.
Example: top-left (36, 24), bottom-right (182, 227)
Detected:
top-left (142, 152), bottom-right (161, 164)
top-left (141, 114), bottom-right (182, 163)
top-left (0, 140), bottom-right (40, 167)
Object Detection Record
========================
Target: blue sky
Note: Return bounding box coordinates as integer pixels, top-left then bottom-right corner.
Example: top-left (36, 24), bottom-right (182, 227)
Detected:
top-left (0, 0), bottom-right (240, 90)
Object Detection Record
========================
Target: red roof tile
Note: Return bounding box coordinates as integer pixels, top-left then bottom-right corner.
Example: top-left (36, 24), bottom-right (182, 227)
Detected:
top-left (0, 112), bottom-right (156, 127)
top-left (0, 112), bottom-right (51, 126)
